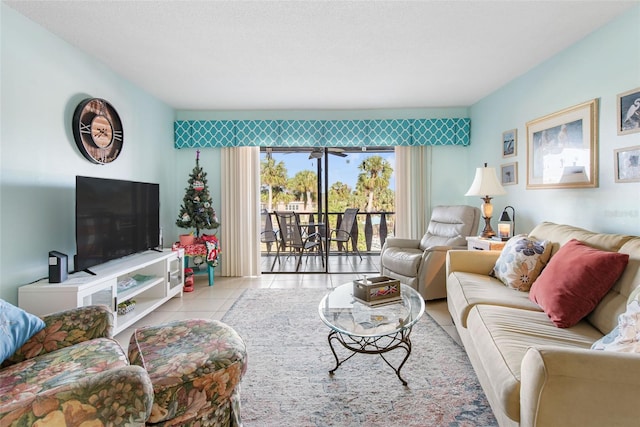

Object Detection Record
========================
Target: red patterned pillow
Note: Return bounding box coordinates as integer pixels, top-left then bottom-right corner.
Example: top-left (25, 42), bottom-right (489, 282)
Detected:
top-left (529, 239), bottom-right (629, 328)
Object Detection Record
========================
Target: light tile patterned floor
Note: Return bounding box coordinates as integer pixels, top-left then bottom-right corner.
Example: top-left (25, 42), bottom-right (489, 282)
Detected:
top-left (114, 273), bottom-right (461, 348)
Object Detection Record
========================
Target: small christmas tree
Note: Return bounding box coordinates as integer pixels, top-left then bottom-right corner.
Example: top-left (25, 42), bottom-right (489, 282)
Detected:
top-left (176, 150), bottom-right (220, 237)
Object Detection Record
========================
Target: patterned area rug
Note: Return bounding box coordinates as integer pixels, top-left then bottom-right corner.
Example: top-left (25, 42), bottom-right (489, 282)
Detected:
top-left (222, 288), bottom-right (497, 427)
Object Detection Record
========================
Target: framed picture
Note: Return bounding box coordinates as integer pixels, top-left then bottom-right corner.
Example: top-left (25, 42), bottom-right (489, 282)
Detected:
top-left (501, 162), bottom-right (518, 186)
top-left (526, 99), bottom-right (598, 189)
top-left (614, 145), bottom-right (640, 183)
top-left (502, 129), bottom-right (517, 158)
top-left (617, 87), bottom-right (640, 135)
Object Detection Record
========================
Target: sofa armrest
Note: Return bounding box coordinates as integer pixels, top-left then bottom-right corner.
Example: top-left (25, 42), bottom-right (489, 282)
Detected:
top-left (520, 346), bottom-right (640, 427)
top-left (5, 305), bottom-right (114, 365)
top-left (0, 365), bottom-right (153, 425)
top-left (446, 249), bottom-right (500, 276)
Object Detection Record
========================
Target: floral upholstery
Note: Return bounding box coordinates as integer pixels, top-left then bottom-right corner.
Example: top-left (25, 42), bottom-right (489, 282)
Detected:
top-left (0, 305), bottom-right (153, 426)
top-left (128, 319), bottom-right (247, 427)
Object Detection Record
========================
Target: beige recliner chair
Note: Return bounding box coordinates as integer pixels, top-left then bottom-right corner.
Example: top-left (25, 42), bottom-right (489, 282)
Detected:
top-left (380, 205), bottom-right (480, 300)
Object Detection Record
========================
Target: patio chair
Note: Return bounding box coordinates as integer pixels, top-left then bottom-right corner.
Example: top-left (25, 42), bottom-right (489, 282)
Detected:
top-left (273, 211), bottom-right (325, 271)
top-left (328, 208), bottom-right (362, 260)
top-left (260, 209), bottom-right (279, 255)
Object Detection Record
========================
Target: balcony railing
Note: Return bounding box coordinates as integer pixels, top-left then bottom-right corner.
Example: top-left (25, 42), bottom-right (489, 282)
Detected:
top-left (262, 210), bottom-right (395, 254)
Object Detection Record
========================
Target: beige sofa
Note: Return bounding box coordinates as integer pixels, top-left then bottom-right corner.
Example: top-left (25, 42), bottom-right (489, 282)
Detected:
top-left (446, 222), bottom-right (640, 427)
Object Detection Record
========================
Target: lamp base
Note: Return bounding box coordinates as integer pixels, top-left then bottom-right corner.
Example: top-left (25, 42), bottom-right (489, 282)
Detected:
top-left (480, 217), bottom-right (496, 239)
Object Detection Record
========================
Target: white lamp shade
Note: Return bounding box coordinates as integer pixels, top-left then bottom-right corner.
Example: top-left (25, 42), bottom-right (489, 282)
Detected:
top-left (465, 166), bottom-right (507, 196)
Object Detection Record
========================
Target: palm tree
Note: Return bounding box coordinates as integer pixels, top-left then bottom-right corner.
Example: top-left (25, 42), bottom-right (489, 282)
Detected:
top-left (290, 170), bottom-right (317, 211)
top-left (260, 157), bottom-right (287, 212)
top-left (356, 156), bottom-right (392, 212)
top-left (328, 181), bottom-right (352, 213)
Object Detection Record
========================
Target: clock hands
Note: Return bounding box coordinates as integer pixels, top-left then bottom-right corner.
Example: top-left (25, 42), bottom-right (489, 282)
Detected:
top-left (94, 127), bottom-right (109, 139)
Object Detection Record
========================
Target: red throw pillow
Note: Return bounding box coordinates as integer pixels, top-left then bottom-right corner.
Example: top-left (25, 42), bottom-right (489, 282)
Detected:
top-left (529, 239), bottom-right (629, 328)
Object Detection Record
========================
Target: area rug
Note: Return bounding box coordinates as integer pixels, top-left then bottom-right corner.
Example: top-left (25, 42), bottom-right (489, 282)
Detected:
top-left (222, 288), bottom-right (497, 427)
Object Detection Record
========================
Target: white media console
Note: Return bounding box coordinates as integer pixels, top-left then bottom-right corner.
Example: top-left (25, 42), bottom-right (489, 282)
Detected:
top-left (19, 249), bottom-right (184, 335)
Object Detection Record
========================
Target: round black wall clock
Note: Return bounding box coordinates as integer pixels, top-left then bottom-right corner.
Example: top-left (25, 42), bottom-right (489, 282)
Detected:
top-left (72, 98), bottom-right (123, 164)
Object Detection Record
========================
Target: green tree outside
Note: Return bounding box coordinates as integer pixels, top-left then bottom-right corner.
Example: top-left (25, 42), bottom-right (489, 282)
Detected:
top-left (356, 155), bottom-right (393, 212)
top-left (260, 157), bottom-right (287, 212)
top-left (289, 170), bottom-right (318, 211)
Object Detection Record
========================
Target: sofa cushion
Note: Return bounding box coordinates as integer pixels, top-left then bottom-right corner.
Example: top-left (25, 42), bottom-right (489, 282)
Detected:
top-left (529, 239), bottom-right (630, 328)
top-left (589, 238), bottom-right (640, 335)
top-left (0, 299), bottom-right (45, 364)
top-left (447, 271), bottom-right (542, 328)
top-left (466, 304), bottom-right (603, 421)
top-left (528, 222), bottom-right (634, 256)
top-left (0, 337), bottom-right (129, 408)
top-left (381, 247), bottom-right (423, 277)
top-left (592, 286), bottom-right (640, 352)
top-left (491, 235), bottom-right (552, 291)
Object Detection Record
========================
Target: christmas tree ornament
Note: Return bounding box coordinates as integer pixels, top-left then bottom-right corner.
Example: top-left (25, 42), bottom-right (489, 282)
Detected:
top-left (193, 180), bottom-right (204, 191)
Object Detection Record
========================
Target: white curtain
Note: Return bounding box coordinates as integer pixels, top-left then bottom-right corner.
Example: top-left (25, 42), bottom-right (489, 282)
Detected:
top-left (394, 146), bottom-right (432, 239)
top-left (220, 147), bottom-right (261, 276)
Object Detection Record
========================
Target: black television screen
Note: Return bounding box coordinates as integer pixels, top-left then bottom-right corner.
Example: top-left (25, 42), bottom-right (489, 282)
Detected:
top-left (75, 176), bottom-right (160, 272)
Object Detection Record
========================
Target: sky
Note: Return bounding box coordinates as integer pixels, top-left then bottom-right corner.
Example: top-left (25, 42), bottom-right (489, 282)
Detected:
top-left (261, 150), bottom-right (395, 191)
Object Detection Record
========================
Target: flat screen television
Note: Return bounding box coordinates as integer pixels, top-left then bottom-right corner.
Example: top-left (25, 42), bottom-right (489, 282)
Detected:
top-left (75, 176), bottom-right (160, 273)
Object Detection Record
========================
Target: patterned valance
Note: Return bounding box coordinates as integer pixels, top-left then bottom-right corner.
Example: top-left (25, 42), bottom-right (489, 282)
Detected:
top-left (174, 118), bottom-right (470, 148)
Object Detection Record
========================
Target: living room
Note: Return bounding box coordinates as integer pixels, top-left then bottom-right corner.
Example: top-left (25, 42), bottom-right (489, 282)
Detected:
top-left (1, 1), bottom-right (639, 425)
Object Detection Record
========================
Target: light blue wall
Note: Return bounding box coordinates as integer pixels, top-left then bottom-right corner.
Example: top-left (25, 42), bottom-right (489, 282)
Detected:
top-left (469, 6), bottom-right (640, 236)
top-left (1, 3), bottom-right (638, 305)
top-left (0, 4), bottom-right (178, 303)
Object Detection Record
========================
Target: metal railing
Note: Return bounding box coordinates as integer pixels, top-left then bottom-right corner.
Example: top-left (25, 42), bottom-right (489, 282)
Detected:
top-left (261, 210), bottom-right (395, 254)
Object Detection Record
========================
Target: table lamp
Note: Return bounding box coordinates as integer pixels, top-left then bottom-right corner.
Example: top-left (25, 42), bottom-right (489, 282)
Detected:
top-left (465, 163), bottom-right (506, 238)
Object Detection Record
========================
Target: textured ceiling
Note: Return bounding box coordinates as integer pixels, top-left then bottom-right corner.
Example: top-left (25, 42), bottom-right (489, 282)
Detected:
top-left (5, 1), bottom-right (637, 110)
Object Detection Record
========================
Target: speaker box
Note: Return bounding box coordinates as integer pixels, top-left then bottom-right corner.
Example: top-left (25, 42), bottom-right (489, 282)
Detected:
top-left (48, 251), bottom-right (68, 283)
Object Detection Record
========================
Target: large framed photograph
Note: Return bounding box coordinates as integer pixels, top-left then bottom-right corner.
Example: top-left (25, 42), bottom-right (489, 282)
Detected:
top-left (502, 129), bottom-right (517, 158)
top-left (614, 145), bottom-right (640, 183)
top-left (617, 87), bottom-right (640, 135)
top-left (526, 99), bottom-right (598, 189)
top-left (501, 162), bottom-right (518, 186)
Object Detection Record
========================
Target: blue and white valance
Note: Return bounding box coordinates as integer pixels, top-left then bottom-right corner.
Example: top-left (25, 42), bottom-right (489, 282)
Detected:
top-left (174, 118), bottom-right (470, 148)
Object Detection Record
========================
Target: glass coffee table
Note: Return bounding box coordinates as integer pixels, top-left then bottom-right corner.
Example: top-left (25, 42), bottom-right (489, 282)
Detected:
top-left (318, 282), bottom-right (425, 385)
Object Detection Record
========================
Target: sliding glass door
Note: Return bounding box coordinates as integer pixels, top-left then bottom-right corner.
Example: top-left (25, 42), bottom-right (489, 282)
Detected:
top-left (260, 147), bottom-right (394, 274)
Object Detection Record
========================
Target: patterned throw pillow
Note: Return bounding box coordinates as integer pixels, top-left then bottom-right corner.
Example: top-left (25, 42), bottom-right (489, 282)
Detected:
top-left (592, 286), bottom-right (640, 352)
top-left (491, 235), bottom-right (552, 291)
top-left (0, 299), bottom-right (46, 364)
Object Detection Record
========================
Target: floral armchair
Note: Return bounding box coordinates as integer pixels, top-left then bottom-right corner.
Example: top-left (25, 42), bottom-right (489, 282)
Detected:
top-left (0, 305), bottom-right (153, 426)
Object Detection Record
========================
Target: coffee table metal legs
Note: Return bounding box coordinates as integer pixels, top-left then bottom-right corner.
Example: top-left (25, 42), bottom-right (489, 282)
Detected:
top-left (327, 328), bottom-right (413, 385)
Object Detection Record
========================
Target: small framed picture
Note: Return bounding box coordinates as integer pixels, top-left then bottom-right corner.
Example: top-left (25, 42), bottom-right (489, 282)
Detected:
top-left (502, 129), bottom-right (517, 158)
top-left (614, 145), bottom-right (640, 183)
top-left (617, 87), bottom-right (640, 135)
top-left (501, 162), bottom-right (518, 186)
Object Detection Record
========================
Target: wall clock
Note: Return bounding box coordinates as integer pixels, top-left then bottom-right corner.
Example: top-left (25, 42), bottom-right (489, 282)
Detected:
top-left (72, 98), bottom-right (123, 164)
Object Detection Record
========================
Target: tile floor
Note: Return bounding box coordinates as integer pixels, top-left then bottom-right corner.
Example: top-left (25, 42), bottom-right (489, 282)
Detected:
top-left (114, 273), bottom-right (461, 348)
top-left (261, 252), bottom-right (381, 274)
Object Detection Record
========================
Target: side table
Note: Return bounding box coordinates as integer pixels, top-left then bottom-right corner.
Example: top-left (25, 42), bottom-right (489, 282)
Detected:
top-left (175, 242), bottom-right (215, 286)
top-left (466, 236), bottom-right (507, 251)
